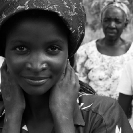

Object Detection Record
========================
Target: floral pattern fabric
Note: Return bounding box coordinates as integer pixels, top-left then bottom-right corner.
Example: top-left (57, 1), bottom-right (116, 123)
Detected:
top-left (76, 40), bottom-right (133, 99)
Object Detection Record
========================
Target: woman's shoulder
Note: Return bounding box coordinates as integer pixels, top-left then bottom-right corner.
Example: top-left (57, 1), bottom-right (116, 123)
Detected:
top-left (123, 60), bottom-right (133, 75)
top-left (79, 94), bottom-right (122, 122)
top-left (79, 94), bottom-right (117, 111)
top-left (125, 41), bottom-right (133, 53)
top-left (78, 94), bottom-right (133, 132)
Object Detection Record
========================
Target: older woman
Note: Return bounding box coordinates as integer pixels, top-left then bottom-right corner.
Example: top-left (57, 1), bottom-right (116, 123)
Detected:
top-left (76, 0), bottom-right (133, 99)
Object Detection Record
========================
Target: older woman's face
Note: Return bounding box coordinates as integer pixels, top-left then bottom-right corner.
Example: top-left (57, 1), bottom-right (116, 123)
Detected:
top-left (5, 17), bottom-right (68, 95)
top-left (102, 6), bottom-right (126, 40)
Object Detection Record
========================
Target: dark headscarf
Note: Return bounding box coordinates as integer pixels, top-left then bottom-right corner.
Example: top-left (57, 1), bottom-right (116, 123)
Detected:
top-left (0, 0), bottom-right (86, 57)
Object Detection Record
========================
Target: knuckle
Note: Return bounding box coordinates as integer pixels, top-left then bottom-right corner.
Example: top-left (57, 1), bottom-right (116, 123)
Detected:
top-left (71, 79), bottom-right (76, 85)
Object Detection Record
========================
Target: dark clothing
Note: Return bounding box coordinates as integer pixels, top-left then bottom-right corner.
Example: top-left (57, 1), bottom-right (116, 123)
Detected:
top-left (0, 85), bottom-right (132, 133)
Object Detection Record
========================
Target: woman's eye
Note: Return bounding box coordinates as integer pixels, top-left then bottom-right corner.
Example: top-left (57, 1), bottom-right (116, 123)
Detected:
top-left (47, 45), bottom-right (61, 55)
top-left (48, 46), bottom-right (61, 52)
top-left (115, 20), bottom-right (122, 24)
top-left (15, 46), bottom-right (28, 52)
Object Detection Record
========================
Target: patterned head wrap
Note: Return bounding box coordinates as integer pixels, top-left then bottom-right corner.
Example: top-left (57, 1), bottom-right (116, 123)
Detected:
top-left (101, 0), bottom-right (130, 23)
top-left (0, 0), bottom-right (86, 57)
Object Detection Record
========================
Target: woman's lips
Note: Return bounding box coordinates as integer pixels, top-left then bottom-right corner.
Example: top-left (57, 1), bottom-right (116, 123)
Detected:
top-left (23, 77), bottom-right (49, 86)
top-left (106, 29), bottom-right (116, 33)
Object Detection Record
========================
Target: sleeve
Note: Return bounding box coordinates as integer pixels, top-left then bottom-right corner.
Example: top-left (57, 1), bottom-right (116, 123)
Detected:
top-left (91, 97), bottom-right (133, 133)
top-left (75, 45), bottom-right (88, 84)
top-left (117, 62), bottom-right (133, 95)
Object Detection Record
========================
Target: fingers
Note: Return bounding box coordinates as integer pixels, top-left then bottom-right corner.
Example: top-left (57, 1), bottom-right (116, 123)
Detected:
top-left (1, 60), bottom-right (8, 84)
top-left (71, 67), bottom-right (80, 92)
top-left (1, 59), bottom-right (9, 82)
top-left (1, 59), bottom-right (9, 86)
top-left (64, 60), bottom-right (80, 90)
top-left (58, 59), bottom-right (80, 92)
top-left (64, 60), bottom-right (72, 79)
top-left (1, 60), bottom-right (12, 101)
top-left (1, 59), bottom-right (7, 72)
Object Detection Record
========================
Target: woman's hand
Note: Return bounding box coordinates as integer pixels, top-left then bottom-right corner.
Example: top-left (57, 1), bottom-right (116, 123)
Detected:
top-left (49, 60), bottom-right (80, 133)
top-left (1, 60), bottom-right (25, 133)
top-left (49, 60), bottom-right (80, 115)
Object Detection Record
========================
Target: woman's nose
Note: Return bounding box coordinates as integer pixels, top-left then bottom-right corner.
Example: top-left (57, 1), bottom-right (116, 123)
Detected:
top-left (110, 21), bottom-right (115, 28)
top-left (26, 63), bottom-right (48, 71)
top-left (26, 54), bottom-right (48, 72)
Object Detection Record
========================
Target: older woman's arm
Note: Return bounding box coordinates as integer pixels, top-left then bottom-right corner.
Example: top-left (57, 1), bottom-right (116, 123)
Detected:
top-left (118, 93), bottom-right (132, 118)
top-left (117, 61), bottom-right (133, 119)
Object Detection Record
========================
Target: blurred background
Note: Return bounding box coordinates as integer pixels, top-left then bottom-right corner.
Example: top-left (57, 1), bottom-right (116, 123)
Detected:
top-left (82, 0), bottom-right (133, 44)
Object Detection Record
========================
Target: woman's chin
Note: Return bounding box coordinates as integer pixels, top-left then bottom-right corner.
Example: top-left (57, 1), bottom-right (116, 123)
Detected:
top-left (106, 35), bottom-right (118, 40)
top-left (21, 83), bottom-right (53, 96)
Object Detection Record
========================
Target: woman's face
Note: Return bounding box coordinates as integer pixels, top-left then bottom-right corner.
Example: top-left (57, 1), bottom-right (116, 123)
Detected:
top-left (5, 17), bottom-right (68, 95)
top-left (102, 6), bottom-right (126, 40)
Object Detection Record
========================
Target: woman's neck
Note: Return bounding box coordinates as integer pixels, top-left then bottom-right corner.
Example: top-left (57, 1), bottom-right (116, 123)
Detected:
top-left (24, 90), bottom-right (52, 121)
top-left (103, 37), bottom-right (124, 47)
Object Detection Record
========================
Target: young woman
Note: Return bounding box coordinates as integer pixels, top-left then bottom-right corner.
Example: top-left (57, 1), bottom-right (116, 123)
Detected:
top-left (76, 0), bottom-right (133, 99)
top-left (0, 0), bottom-right (132, 133)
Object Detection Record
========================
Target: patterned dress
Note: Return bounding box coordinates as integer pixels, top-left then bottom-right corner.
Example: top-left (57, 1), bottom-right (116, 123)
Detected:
top-left (76, 40), bottom-right (133, 99)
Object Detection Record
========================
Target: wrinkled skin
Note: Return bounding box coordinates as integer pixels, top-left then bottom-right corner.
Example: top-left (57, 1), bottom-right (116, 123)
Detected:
top-left (102, 6), bottom-right (127, 41)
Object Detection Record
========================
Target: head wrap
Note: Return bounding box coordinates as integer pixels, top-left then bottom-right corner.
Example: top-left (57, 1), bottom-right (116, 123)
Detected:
top-left (101, 0), bottom-right (130, 23)
top-left (0, 0), bottom-right (86, 57)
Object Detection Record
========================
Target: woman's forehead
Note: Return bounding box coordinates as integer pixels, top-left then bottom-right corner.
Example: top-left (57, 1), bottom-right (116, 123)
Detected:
top-left (0, 0), bottom-right (86, 57)
top-left (9, 17), bottom-right (69, 38)
top-left (103, 6), bottom-right (125, 19)
top-left (11, 10), bottom-right (68, 29)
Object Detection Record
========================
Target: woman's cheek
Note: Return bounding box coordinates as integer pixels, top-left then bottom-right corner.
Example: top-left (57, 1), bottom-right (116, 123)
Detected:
top-left (6, 56), bottom-right (25, 76)
top-left (51, 57), bottom-right (67, 77)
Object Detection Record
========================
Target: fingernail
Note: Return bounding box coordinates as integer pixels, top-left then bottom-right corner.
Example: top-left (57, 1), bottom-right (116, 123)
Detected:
top-left (67, 59), bottom-right (70, 64)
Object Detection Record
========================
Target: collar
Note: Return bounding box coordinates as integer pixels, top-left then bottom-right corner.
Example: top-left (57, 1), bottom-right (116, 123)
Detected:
top-left (73, 102), bottom-right (85, 126)
top-left (20, 102), bottom-right (85, 132)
